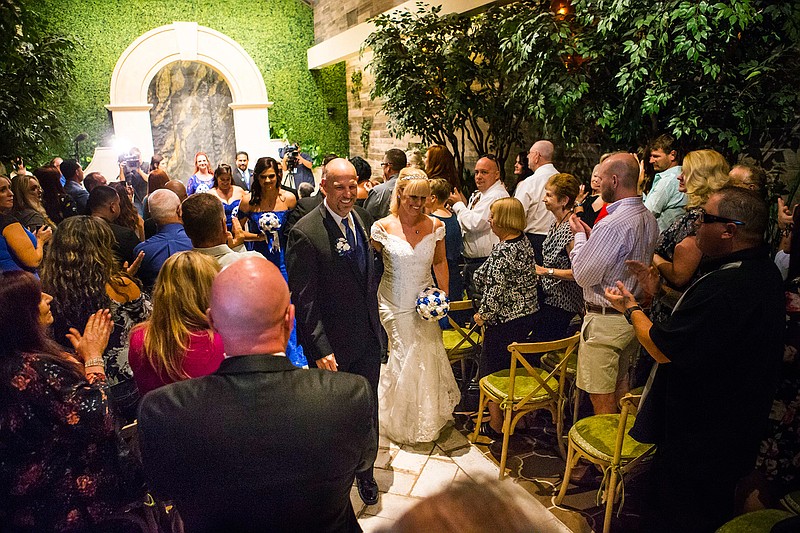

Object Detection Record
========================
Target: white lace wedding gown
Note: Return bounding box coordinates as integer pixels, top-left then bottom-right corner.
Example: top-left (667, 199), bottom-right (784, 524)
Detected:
top-left (371, 223), bottom-right (461, 444)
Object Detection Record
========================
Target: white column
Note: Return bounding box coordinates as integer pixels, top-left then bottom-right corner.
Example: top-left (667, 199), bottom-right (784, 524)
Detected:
top-left (104, 104), bottom-right (155, 161)
top-left (230, 102), bottom-right (274, 160)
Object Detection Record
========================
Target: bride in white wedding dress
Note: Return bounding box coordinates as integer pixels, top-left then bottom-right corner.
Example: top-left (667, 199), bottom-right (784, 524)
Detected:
top-left (370, 174), bottom-right (461, 444)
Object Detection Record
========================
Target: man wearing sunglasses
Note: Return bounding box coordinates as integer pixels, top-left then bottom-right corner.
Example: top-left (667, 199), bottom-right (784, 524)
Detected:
top-left (605, 186), bottom-right (783, 532)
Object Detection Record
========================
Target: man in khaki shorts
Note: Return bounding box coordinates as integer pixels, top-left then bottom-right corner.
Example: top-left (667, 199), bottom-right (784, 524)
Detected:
top-left (568, 153), bottom-right (659, 414)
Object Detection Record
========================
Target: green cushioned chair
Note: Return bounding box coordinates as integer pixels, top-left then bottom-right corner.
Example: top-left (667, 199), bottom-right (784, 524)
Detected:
top-left (555, 394), bottom-right (655, 533)
top-left (715, 509), bottom-right (794, 533)
top-left (442, 300), bottom-right (482, 395)
top-left (470, 333), bottom-right (581, 478)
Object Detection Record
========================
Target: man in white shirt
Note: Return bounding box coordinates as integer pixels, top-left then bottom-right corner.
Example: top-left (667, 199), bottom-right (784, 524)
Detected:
top-left (645, 134), bottom-right (686, 232)
top-left (449, 155), bottom-right (509, 298)
top-left (514, 140), bottom-right (559, 264)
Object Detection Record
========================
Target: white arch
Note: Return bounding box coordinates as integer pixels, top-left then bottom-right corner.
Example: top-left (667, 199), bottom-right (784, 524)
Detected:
top-left (106, 22), bottom-right (273, 162)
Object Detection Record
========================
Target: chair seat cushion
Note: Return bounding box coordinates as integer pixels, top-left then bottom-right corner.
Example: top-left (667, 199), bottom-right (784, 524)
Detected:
top-left (715, 509), bottom-right (794, 533)
top-left (481, 368), bottom-right (559, 403)
top-left (442, 328), bottom-right (480, 354)
top-left (540, 350), bottom-right (576, 376)
top-left (570, 414), bottom-right (654, 463)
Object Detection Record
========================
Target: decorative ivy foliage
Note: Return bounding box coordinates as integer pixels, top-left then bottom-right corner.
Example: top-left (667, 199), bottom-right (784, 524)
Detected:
top-left (25, 0), bottom-right (348, 166)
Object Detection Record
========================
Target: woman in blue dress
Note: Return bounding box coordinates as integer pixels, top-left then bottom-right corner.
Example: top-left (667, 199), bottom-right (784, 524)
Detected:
top-left (186, 151), bottom-right (214, 195)
top-left (239, 156), bottom-right (306, 367)
top-left (210, 163), bottom-right (248, 250)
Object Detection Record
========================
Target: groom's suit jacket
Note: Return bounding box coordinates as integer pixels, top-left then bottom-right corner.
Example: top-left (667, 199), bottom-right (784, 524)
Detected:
top-left (286, 202), bottom-right (382, 378)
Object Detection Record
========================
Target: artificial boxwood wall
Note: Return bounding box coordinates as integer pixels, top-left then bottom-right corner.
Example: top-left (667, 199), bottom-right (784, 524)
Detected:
top-left (38, 0), bottom-right (348, 163)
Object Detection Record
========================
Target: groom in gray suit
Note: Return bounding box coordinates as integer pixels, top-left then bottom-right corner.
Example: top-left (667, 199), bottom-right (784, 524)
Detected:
top-left (287, 158), bottom-right (382, 505)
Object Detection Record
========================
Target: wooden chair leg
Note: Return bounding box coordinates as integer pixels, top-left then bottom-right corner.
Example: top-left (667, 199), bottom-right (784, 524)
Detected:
top-left (556, 441), bottom-right (579, 505)
top-left (470, 389), bottom-right (487, 443)
top-left (498, 405), bottom-right (514, 479)
top-left (551, 405), bottom-right (566, 459)
top-left (603, 468), bottom-right (619, 533)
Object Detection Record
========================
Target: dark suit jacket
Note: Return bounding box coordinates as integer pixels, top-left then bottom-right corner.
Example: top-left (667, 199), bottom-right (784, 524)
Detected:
top-left (64, 180), bottom-right (89, 214)
top-left (138, 355), bottom-right (376, 533)
top-left (108, 222), bottom-right (140, 265)
top-left (284, 192), bottom-right (323, 235)
top-left (287, 202), bottom-right (382, 372)
top-left (233, 167), bottom-right (252, 191)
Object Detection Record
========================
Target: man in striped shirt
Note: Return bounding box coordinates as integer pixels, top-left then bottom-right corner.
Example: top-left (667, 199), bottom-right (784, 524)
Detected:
top-left (569, 153), bottom-right (659, 414)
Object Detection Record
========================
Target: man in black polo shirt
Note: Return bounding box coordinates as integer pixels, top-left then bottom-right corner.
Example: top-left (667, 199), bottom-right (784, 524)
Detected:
top-left (605, 186), bottom-right (783, 532)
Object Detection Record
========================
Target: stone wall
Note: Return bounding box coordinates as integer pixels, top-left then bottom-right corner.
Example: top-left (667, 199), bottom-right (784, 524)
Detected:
top-left (313, 0), bottom-right (405, 44)
top-left (345, 54), bottom-right (422, 178)
top-left (148, 61), bottom-right (236, 181)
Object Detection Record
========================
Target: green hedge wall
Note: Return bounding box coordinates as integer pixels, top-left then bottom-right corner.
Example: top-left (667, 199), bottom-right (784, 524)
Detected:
top-left (38, 0), bottom-right (348, 163)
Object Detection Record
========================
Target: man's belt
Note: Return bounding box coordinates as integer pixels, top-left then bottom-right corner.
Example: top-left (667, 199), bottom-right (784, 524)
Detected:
top-left (585, 303), bottom-right (622, 315)
top-left (463, 256), bottom-right (489, 264)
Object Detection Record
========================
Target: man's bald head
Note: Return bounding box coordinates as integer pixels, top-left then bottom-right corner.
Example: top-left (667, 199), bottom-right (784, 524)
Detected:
top-left (528, 140), bottom-right (555, 171)
top-left (532, 140), bottom-right (554, 162)
top-left (322, 159), bottom-right (358, 218)
top-left (605, 153), bottom-right (640, 188)
top-left (209, 257), bottom-right (293, 356)
top-left (164, 179), bottom-right (188, 202)
top-left (148, 189), bottom-right (182, 224)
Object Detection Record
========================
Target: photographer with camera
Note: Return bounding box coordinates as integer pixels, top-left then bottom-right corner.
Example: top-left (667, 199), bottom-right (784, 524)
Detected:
top-left (280, 142), bottom-right (314, 191)
top-left (117, 147), bottom-right (149, 215)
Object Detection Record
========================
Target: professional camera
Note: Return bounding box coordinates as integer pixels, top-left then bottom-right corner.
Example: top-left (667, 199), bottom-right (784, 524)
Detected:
top-left (118, 152), bottom-right (141, 170)
top-left (284, 144), bottom-right (299, 173)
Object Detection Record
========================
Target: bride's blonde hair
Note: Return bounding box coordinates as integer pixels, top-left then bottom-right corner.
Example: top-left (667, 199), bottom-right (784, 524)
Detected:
top-left (390, 172), bottom-right (430, 215)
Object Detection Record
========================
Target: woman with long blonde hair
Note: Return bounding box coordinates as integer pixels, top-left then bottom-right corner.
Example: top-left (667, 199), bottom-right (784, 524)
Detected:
top-left (128, 251), bottom-right (223, 394)
top-left (651, 149), bottom-right (731, 290)
top-left (371, 176), bottom-right (460, 444)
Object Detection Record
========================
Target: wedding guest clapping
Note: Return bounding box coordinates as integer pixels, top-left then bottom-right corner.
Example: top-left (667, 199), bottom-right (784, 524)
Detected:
top-left (472, 197), bottom-right (539, 439)
top-left (534, 173), bottom-right (584, 341)
top-left (41, 216), bottom-right (151, 421)
top-left (0, 271), bottom-right (136, 531)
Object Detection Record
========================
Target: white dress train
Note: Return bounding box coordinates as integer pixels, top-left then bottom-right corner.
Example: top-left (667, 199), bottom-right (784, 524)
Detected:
top-left (371, 222), bottom-right (461, 444)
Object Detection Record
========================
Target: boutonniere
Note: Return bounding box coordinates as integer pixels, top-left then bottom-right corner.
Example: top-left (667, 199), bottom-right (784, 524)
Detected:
top-left (336, 237), bottom-right (353, 257)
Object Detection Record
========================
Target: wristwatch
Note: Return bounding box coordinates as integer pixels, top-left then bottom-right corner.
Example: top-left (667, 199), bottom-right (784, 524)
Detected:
top-left (547, 268), bottom-right (554, 277)
top-left (624, 305), bottom-right (643, 324)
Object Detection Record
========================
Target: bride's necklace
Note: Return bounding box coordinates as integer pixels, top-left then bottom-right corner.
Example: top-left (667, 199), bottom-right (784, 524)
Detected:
top-left (401, 216), bottom-right (425, 234)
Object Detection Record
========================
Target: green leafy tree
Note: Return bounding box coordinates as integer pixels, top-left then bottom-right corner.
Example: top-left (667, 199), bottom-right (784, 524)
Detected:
top-left (572, 0), bottom-right (800, 160)
top-left (365, 3), bottom-right (529, 185)
top-left (0, 0), bottom-right (77, 165)
top-left (499, 0), bottom-right (595, 148)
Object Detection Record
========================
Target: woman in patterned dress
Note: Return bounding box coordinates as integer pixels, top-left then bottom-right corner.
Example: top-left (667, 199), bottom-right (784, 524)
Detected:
top-left (472, 197), bottom-right (540, 438)
top-left (0, 270), bottom-right (135, 531)
top-left (534, 173), bottom-right (584, 341)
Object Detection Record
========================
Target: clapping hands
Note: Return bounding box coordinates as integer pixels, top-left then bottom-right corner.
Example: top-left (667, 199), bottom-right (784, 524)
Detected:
top-left (66, 309), bottom-right (113, 365)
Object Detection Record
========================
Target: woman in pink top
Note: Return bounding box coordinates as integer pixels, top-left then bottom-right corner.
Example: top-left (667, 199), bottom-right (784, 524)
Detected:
top-left (129, 251), bottom-right (223, 394)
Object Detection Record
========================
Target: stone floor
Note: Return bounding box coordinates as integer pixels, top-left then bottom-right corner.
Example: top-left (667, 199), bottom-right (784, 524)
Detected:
top-left (354, 423), bottom-right (573, 532)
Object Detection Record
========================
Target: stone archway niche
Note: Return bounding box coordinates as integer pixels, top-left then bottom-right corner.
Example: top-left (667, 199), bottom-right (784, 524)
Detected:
top-left (106, 22), bottom-right (273, 164)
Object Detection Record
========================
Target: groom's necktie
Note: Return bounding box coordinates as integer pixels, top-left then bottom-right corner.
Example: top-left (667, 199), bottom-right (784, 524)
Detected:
top-left (342, 218), bottom-right (356, 249)
top-left (342, 218), bottom-right (365, 276)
